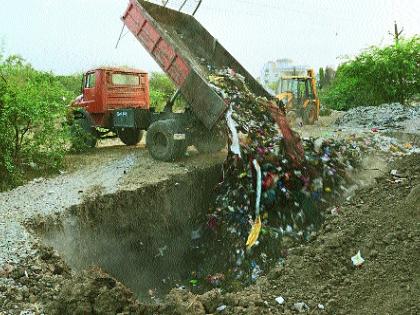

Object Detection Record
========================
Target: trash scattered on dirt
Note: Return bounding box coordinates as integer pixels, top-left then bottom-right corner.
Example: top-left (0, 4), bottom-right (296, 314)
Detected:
top-left (330, 207), bottom-right (340, 216)
top-left (275, 296), bottom-right (285, 305)
top-left (351, 250), bottom-right (365, 267)
top-left (216, 304), bottom-right (227, 312)
top-left (390, 169), bottom-right (398, 176)
top-left (292, 301), bottom-right (309, 312)
top-left (336, 103), bottom-right (420, 129)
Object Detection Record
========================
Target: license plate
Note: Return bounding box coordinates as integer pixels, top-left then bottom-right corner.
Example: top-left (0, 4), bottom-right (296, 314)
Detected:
top-left (116, 111), bottom-right (128, 117)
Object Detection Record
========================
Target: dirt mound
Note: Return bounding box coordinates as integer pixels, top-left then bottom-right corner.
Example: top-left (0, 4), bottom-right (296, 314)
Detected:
top-left (0, 243), bottom-right (148, 315)
top-left (0, 244), bottom-right (70, 313)
top-left (156, 153), bottom-right (420, 314)
top-left (45, 268), bottom-right (143, 315)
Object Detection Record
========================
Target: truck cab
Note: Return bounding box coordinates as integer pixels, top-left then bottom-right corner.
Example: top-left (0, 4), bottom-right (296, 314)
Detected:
top-left (71, 67), bottom-right (152, 146)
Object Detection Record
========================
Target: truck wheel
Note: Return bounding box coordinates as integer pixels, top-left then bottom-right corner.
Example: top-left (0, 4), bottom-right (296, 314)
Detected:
top-left (118, 128), bottom-right (143, 146)
top-left (303, 103), bottom-right (317, 125)
top-left (146, 120), bottom-right (187, 162)
top-left (194, 128), bottom-right (227, 154)
top-left (72, 117), bottom-right (97, 148)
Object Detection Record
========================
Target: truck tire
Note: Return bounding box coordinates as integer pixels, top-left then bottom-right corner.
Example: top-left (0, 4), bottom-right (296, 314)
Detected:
top-left (118, 128), bottom-right (143, 146)
top-left (303, 103), bottom-right (317, 125)
top-left (146, 120), bottom-right (188, 162)
top-left (194, 128), bottom-right (227, 154)
top-left (73, 117), bottom-right (97, 148)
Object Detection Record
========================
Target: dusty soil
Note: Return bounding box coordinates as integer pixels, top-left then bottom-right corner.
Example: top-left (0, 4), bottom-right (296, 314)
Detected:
top-left (0, 143), bottom-right (225, 315)
top-left (1, 153), bottom-right (418, 314)
top-left (1, 111), bottom-right (419, 314)
top-left (156, 153), bottom-right (420, 315)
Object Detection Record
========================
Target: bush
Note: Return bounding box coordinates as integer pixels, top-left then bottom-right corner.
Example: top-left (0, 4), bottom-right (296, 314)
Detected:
top-left (149, 72), bottom-right (186, 112)
top-left (318, 67), bottom-right (336, 90)
top-left (322, 36), bottom-right (420, 110)
top-left (0, 54), bottom-right (72, 190)
top-left (149, 72), bottom-right (175, 112)
top-left (56, 73), bottom-right (83, 97)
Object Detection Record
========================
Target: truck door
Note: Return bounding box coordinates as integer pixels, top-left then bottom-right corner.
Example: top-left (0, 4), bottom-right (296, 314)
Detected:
top-left (83, 71), bottom-right (98, 112)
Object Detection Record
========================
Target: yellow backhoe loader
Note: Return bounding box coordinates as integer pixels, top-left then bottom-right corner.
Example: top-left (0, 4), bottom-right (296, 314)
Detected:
top-left (276, 69), bottom-right (320, 125)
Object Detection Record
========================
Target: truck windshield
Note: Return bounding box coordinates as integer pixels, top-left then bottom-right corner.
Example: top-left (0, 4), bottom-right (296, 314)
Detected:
top-left (111, 73), bottom-right (140, 86)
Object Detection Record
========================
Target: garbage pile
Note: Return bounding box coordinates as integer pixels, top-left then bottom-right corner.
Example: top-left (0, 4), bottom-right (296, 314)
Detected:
top-left (197, 69), bottom-right (362, 285)
top-left (335, 103), bottom-right (420, 129)
top-left (343, 133), bottom-right (420, 156)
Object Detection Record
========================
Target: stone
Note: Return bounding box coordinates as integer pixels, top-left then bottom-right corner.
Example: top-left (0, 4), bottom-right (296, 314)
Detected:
top-left (292, 302), bottom-right (309, 313)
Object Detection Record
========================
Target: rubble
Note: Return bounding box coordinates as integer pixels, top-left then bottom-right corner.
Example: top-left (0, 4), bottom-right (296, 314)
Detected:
top-left (292, 302), bottom-right (309, 313)
top-left (335, 103), bottom-right (420, 129)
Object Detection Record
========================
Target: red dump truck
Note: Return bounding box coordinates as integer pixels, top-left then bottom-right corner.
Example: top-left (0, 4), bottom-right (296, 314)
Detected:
top-left (71, 0), bottom-right (273, 161)
top-left (71, 67), bottom-right (151, 147)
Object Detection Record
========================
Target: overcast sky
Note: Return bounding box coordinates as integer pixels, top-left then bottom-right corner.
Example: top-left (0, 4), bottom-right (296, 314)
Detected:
top-left (0, 0), bottom-right (419, 77)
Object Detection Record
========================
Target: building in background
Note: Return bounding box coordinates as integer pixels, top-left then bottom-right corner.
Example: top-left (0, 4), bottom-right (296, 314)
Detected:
top-left (259, 59), bottom-right (308, 94)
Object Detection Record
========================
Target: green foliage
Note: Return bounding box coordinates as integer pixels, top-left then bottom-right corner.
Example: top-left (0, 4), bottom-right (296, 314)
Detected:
top-left (322, 36), bottom-right (420, 110)
top-left (56, 73), bottom-right (83, 98)
top-left (149, 72), bottom-right (175, 112)
top-left (0, 54), bottom-right (72, 190)
top-left (318, 67), bottom-right (325, 88)
top-left (318, 66), bottom-right (336, 90)
top-left (149, 72), bottom-right (186, 112)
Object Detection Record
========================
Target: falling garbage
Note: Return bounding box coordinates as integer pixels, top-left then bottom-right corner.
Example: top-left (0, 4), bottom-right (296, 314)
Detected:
top-left (206, 273), bottom-right (225, 287)
top-left (330, 207), bottom-right (340, 216)
top-left (185, 69), bottom-right (366, 283)
top-left (200, 68), bottom-right (362, 282)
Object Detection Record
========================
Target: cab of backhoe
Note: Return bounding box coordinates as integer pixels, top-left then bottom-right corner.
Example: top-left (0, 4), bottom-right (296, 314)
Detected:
top-left (277, 70), bottom-right (320, 125)
top-left (279, 77), bottom-right (315, 105)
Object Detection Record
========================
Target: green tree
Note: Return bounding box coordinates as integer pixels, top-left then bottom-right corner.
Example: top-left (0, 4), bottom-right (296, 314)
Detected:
top-left (149, 72), bottom-right (186, 112)
top-left (56, 73), bottom-right (83, 98)
top-left (318, 67), bottom-right (325, 89)
top-left (322, 36), bottom-right (420, 110)
top-left (149, 72), bottom-right (176, 111)
top-left (318, 66), bottom-right (336, 90)
top-left (0, 54), bottom-right (72, 190)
